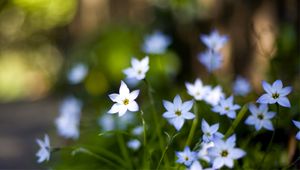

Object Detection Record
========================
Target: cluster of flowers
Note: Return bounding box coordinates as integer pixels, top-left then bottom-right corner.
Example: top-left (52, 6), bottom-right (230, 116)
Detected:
top-left (35, 30), bottom-right (298, 169)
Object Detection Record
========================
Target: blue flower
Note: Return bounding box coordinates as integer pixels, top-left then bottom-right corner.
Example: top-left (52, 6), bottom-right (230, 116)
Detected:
top-left (201, 119), bottom-right (224, 143)
top-left (233, 76), bottom-right (251, 96)
top-left (36, 134), bottom-right (51, 163)
top-left (245, 104), bottom-right (276, 131)
top-left (200, 30), bottom-right (228, 51)
top-left (142, 31), bottom-right (171, 54)
top-left (204, 85), bottom-right (225, 106)
top-left (198, 50), bottom-right (222, 72)
top-left (212, 96), bottom-right (240, 119)
top-left (208, 134), bottom-right (246, 169)
top-left (292, 120), bottom-right (300, 140)
top-left (162, 95), bottom-right (195, 131)
top-left (185, 78), bottom-right (211, 101)
top-left (67, 64), bottom-right (88, 84)
top-left (176, 146), bottom-right (197, 166)
top-left (257, 80), bottom-right (292, 107)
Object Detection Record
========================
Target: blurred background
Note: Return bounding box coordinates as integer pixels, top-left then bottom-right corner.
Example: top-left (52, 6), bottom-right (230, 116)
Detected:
top-left (0, 0), bottom-right (299, 169)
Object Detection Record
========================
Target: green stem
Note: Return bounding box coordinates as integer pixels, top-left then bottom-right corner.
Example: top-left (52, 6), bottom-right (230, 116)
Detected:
top-left (224, 104), bottom-right (248, 138)
top-left (117, 133), bottom-right (133, 169)
top-left (258, 103), bottom-right (279, 169)
top-left (185, 101), bottom-right (199, 146)
top-left (144, 79), bottom-right (169, 166)
top-left (140, 110), bottom-right (147, 147)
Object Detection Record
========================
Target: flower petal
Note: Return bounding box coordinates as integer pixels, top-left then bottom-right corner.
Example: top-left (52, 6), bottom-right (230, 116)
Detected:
top-left (173, 95), bottom-right (182, 107)
top-left (292, 120), bottom-right (300, 129)
top-left (213, 157), bottom-right (224, 169)
top-left (109, 93), bottom-right (120, 102)
top-left (129, 90), bottom-right (139, 100)
top-left (245, 116), bottom-right (256, 125)
top-left (296, 132), bottom-right (300, 140)
top-left (182, 112), bottom-right (195, 119)
top-left (172, 117), bottom-right (184, 131)
top-left (279, 86), bottom-right (292, 96)
top-left (257, 94), bottom-right (272, 104)
top-left (119, 81), bottom-right (130, 96)
top-left (163, 100), bottom-right (174, 112)
top-left (181, 100), bottom-right (193, 112)
top-left (248, 104), bottom-right (258, 115)
top-left (262, 81), bottom-right (273, 94)
top-left (108, 104), bottom-right (120, 114)
top-left (230, 148), bottom-right (246, 159)
top-left (262, 120), bottom-right (274, 131)
top-left (272, 80), bottom-right (283, 91)
top-left (277, 97), bottom-right (291, 108)
top-left (127, 101), bottom-right (139, 112)
top-left (163, 112), bottom-right (176, 118)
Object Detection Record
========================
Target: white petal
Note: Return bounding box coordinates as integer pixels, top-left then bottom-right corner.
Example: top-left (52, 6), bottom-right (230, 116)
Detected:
top-left (227, 111), bottom-right (236, 119)
top-left (163, 112), bottom-right (176, 118)
top-left (296, 132), bottom-right (300, 140)
top-left (119, 81), bottom-right (130, 96)
top-left (262, 81), bottom-right (273, 94)
top-left (245, 116), bottom-right (256, 125)
top-left (262, 120), bottom-right (274, 131)
top-left (108, 104), bottom-right (120, 114)
top-left (123, 68), bottom-right (135, 78)
top-left (118, 105), bottom-right (128, 117)
top-left (272, 80), bottom-right (283, 91)
top-left (210, 124), bottom-right (219, 133)
top-left (257, 94), bottom-right (272, 104)
top-left (109, 93), bottom-right (120, 102)
top-left (292, 120), bottom-right (300, 129)
top-left (173, 95), bottom-right (182, 107)
top-left (264, 111), bottom-right (276, 119)
top-left (181, 100), bottom-right (193, 112)
top-left (248, 104), bottom-right (258, 115)
top-left (172, 117), bottom-right (185, 131)
top-left (230, 148), bottom-right (246, 159)
top-left (163, 100), bottom-right (174, 112)
top-left (201, 119), bottom-right (210, 132)
top-left (279, 86), bottom-right (292, 96)
top-left (213, 157), bottom-right (224, 169)
top-left (129, 90), bottom-right (139, 100)
top-left (182, 112), bottom-right (195, 119)
top-left (127, 101), bottom-right (139, 112)
top-left (223, 157), bottom-right (234, 168)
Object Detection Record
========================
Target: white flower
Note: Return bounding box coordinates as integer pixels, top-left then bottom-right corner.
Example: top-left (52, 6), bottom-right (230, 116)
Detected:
top-left (257, 80), bottom-right (292, 108)
top-left (185, 78), bottom-right (211, 101)
top-left (127, 139), bottom-right (141, 151)
top-left (36, 134), bottom-right (51, 163)
top-left (55, 97), bottom-right (82, 139)
top-left (201, 119), bottom-right (223, 143)
top-left (123, 56), bottom-right (149, 80)
top-left (176, 146), bottom-right (197, 166)
top-left (142, 31), bottom-right (171, 54)
top-left (200, 30), bottom-right (228, 51)
top-left (198, 50), bottom-right (223, 72)
top-left (212, 96), bottom-right (240, 119)
top-left (233, 76), bottom-right (251, 96)
top-left (292, 120), bottom-right (300, 140)
top-left (208, 135), bottom-right (246, 169)
top-left (204, 86), bottom-right (225, 106)
top-left (189, 161), bottom-right (203, 170)
top-left (162, 95), bottom-right (195, 131)
top-left (67, 64), bottom-right (88, 84)
top-left (108, 81), bottom-right (139, 117)
top-left (245, 104), bottom-right (276, 131)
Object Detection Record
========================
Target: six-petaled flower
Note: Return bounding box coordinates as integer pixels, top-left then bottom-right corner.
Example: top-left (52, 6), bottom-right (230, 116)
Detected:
top-left (212, 96), bottom-right (240, 119)
top-left (176, 146), bottom-right (197, 166)
top-left (36, 134), bottom-right (51, 163)
top-left (123, 56), bottom-right (149, 81)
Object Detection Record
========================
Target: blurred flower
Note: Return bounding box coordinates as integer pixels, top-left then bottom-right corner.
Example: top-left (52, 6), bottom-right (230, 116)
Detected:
top-left (292, 120), bottom-right (300, 140)
top-left (99, 112), bottom-right (136, 131)
top-left (208, 135), bottom-right (245, 169)
top-left (55, 97), bottom-right (82, 139)
top-left (257, 80), bottom-right (292, 108)
top-left (185, 78), bottom-right (211, 101)
top-left (36, 134), bottom-right (51, 163)
top-left (204, 86), bottom-right (225, 106)
top-left (127, 139), bottom-right (141, 151)
top-left (108, 81), bottom-right (139, 117)
top-left (200, 30), bottom-right (228, 51)
top-left (198, 51), bottom-right (222, 72)
top-left (163, 95), bottom-right (195, 131)
top-left (189, 161), bottom-right (203, 170)
top-left (132, 126), bottom-right (143, 136)
top-left (98, 114), bottom-right (115, 131)
top-left (67, 64), bottom-right (88, 84)
top-left (233, 76), bottom-right (251, 96)
top-left (201, 119), bottom-right (224, 143)
top-left (176, 146), bottom-right (197, 166)
top-left (123, 56), bottom-right (149, 81)
top-left (142, 31), bottom-right (171, 54)
top-left (198, 142), bottom-right (215, 163)
top-left (212, 96), bottom-right (240, 119)
top-left (245, 104), bottom-right (276, 131)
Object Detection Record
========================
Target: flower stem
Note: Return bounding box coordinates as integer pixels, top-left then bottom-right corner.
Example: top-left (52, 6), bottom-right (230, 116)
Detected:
top-left (185, 101), bottom-right (199, 146)
top-left (258, 103), bottom-right (279, 169)
top-left (144, 79), bottom-right (169, 166)
top-left (117, 132), bottom-right (133, 169)
top-left (224, 104), bottom-right (248, 138)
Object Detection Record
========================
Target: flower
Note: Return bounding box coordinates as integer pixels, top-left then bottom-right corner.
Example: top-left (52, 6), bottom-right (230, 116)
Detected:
top-left (204, 86), bottom-right (225, 106)
top-left (132, 126), bottom-right (144, 136)
top-left (257, 80), bottom-right (292, 108)
top-left (36, 134), bottom-right (51, 163)
top-left (208, 134), bottom-right (246, 169)
top-left (123, 56), bottom-right (149, 80)
top-left (108, 81), bottom-right (139, 117)
top-left (233, 76), bottom-right (251, 96)
top-left (198, 50), bottom-right (222, 72)
top-left (245, 104), bottom-right (276, 131)
top-left (201, 119), bottom-right (224, 143)
top-left (162, 95), bottom-right (195, 131)
top-left (98, 114), bottom-right (115, 131)
top-left (212, 96), bottom-right (240, 119)
top-left (189, 161), bottom-right (203, 170)
top-left (55, 97), bottom-right (82, 139)
top-left (67, 64), bottom-right (88, 84)
top-left (142, 31), bottom-right (171, 54)
top-left (292, 120), bottom-right (300, 140)
top-left (127, 139), bottom-right (141, 151)
top-left (198, 141), bottom-right (215, 163)
top-left (176, 146), bottom-right (197, 166)
top-left (200, 30), bottom-right (228, 51)
top-left (185, 78), bottom-right (211, 101)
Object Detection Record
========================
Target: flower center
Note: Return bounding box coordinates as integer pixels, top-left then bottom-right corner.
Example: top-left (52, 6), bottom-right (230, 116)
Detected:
top-left (221, 150), bottom-right (228, 157)
top-left (225, 107), bottom-right (230, 111)
top-left (205, 132), bottom-right (211, 137)
top-left (257, 114), bottom-right (264, 120)
top-left (137, 70), bottom-right (142, 74)
top-left (196, 91), bottom-right (200, 96)
top-left (123, 99), bottom-right (129, 105)
top-left (184, 156), bottom-right (189, 161)
top-left (272, 93), bottom-right (279, 99)
top-left (175, 110), bottom-right (182, 116)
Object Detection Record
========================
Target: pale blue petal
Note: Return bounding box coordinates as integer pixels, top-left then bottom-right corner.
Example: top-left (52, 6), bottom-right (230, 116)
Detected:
top-left (262, 81), bottom-right (273, 94)
top-left (173, 95), bottom-right (182, 107)
top-left (248, 104), bottom-right (258, 115)
top-left (296, 132), bottom-right (300, 140)
top-left (257, 94), bottom-right (272, 104)
top-left (262, 120), bottom-right (274, 131)
top-left (162, 112), bottom-right (176, 118)
top-left (292, 120), bottom-right (300, 129)
top-left (277, 97), bottom-right (291, 108)
top-left (181, 100), bottom-right (194, 112)
top-left (202, 119), bottom-right (210, 132)
top-left (213, 157), bottom-right (224, 169)
top-left (272, 80), bottom-right (283, 91)
top-left (173, 117), bottom-right (185, 131)
top-left (163, 100), bottom-right (174, 112)
top-left (182, 112), bottom-right (195, 120)
top-left (245, 116), bottom-right (256, 125)
top-left (210, 124), bottom-right (219, 134)
top-left (259, 104), bottom-right (268, 113)
top-left (223, 157), bottom-right (234, 168)
top-left (227, 111), bottom-right (236, 119)
top-left (264, 111), bottom-right (276, 119)
top-left (230, 148), bottom-right (246, 159)
top-left (279, 86), bottom-right (292, 96)
top-left (255, 122), bottom-right (262, 131)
